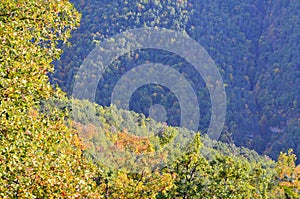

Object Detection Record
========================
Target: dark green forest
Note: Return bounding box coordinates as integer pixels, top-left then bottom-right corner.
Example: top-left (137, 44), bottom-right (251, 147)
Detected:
top-left (52, 0), bottom-right (300, 163)
top-left (1, 0), bottom-right (299, 198)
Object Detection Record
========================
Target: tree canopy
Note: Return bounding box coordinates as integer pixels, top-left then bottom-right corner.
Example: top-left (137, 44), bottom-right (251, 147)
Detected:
top-left (0, 0), bottom-right (100, 197)
top-left (0, 0), bottom-right (299, 198)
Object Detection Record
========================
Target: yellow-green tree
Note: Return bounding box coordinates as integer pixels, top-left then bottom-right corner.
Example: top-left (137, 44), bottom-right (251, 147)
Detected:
top-left (0, 0), bottom-right (101, 197)
top-left (272, 149), bottom-right (300, 198)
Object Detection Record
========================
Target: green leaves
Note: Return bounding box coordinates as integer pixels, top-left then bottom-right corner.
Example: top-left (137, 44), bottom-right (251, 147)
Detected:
top-left (0, 0), bottom-right (101, 197)
top-left (1, 0), bottom-right (299, 198)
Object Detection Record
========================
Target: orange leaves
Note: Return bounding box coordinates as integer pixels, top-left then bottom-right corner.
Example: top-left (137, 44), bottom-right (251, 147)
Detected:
top-left (71, 121), bottom-right (100, 151)
top-left (114, 131), bottom-right (153, 154)
top-left (28, 107), bottom-right (39, 118)
top-left (296, 165), bottom-right (300, 178)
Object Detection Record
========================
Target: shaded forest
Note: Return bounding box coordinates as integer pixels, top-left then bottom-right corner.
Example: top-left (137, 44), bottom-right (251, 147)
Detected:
top-left (51, 0), bottom-right (300, 163)
top-left (1, 0), bottom-right (299, 198)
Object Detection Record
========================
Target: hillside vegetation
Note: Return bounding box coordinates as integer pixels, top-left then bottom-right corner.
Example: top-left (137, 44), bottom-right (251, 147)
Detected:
top-left (52, 0), bottom-right (300, 162)
top-left (0, 0), bottom-right (299, 198)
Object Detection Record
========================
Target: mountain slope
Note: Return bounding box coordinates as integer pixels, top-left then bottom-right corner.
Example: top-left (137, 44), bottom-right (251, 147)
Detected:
top-left (51, 0), bottom-right (300, 162)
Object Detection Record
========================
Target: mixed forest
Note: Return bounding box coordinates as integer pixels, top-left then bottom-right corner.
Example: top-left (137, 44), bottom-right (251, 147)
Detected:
top-left (0, 0), bottom-right (299, 198)
top-left (52, 0), bottom-right (300, 162)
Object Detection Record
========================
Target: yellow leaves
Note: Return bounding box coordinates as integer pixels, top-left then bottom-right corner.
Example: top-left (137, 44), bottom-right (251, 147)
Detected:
top-left (105, 170), bottom-right (175, 199)
top-left (272, 149), bottom-right (300, 198)
top-left (0, 1), bottom-right (102, 197)
top-left (72, 133), bottom-right (85, 150)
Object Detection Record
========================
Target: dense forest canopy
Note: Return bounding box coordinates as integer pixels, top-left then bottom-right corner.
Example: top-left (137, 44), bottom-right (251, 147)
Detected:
top-left (52, 0), bottom-right (300, 163)
top-left (1, 0), bottom-right (299, 198)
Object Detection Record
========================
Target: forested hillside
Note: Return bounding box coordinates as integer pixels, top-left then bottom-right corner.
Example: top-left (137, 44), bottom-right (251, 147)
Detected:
top-left (1, 0), bottom-right (299, 198)
top-left (51, 0), bottom-right (300, 163)
top-left (43, 97), bottom-right (299, 198)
